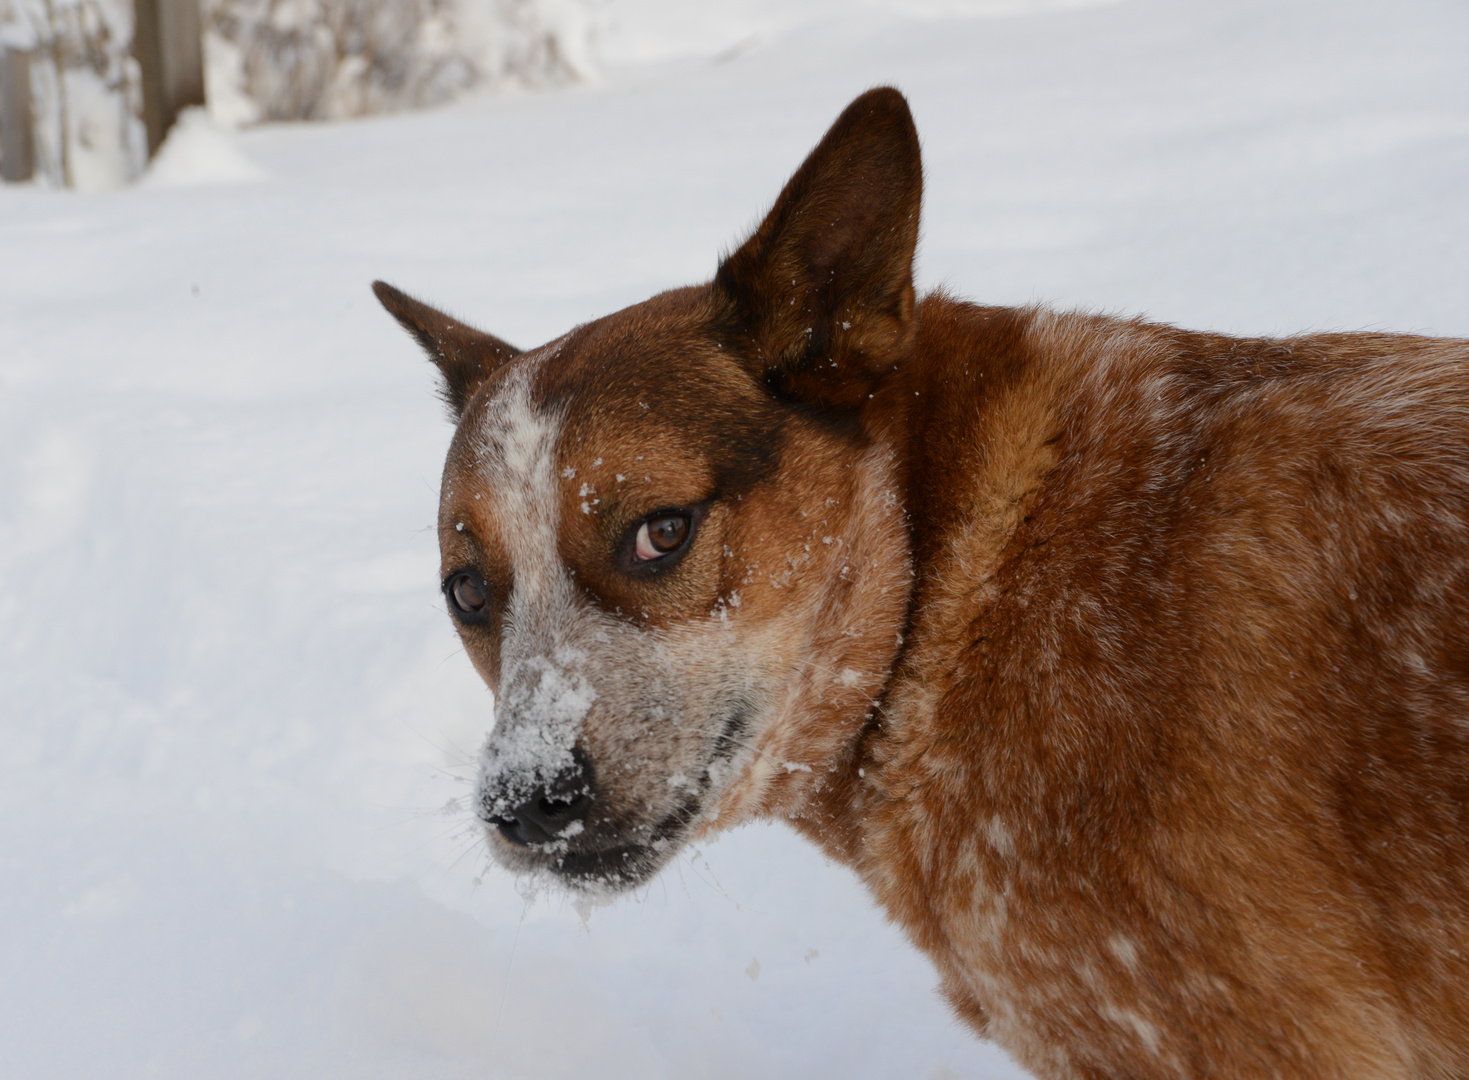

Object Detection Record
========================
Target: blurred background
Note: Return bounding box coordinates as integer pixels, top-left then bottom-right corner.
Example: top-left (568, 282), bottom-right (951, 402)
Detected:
top-left (1, 1), bottom-right (1467, 1077)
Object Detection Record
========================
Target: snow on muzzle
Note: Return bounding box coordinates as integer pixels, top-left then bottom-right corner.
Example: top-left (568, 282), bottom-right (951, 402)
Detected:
top-left (476, 647), bottom-right (597, 849)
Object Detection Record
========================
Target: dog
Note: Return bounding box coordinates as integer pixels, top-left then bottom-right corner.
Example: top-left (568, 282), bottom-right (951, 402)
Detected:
top-left (373, 87), bottom-right (1469, 1079)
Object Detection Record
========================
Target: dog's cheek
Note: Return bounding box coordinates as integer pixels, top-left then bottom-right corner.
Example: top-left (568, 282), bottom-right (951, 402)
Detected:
top-left (448, 609), bottom-right (504, 694)
top-left (722, 439), bottom-right (855, 618)
top-left (568, 633), bottom-right (686, 826)
top-left (575, 626), bottom-right (749, 830)
top-left (465, 632), bottom-right (502, 697)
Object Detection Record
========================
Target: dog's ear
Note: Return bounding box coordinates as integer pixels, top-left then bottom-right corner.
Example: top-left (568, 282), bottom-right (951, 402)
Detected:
top-left (715, 86), bottom-right (922, 409)
top-left (372, 280), bottom-right (520, 419)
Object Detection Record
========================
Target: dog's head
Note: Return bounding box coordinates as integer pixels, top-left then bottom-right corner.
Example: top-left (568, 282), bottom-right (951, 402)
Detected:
top-left (375, 88), bottom-right (923, 891)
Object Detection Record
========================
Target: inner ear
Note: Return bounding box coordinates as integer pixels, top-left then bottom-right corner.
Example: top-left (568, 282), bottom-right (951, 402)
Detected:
top-left (372, 280), bottom-right (521, 419)
top-left (714, 87), bottom-right (923, 408)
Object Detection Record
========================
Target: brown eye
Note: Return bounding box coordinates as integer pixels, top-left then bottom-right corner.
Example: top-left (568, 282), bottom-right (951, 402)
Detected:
top-left (447, 572), bottom-right (489, 617)
top-left (635, 514), bottom-right (690, 561)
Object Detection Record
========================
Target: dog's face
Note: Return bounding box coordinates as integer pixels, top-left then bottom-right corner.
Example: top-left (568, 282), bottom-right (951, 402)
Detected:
top-left (375, 88), bottom-right (924, 890)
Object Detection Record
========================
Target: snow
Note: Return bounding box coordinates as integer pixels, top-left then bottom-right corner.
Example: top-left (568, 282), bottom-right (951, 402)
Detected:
top-left (2, 0), bottom-right (1467, 1076)
top-left (144, 108), bottom-right (271, 187)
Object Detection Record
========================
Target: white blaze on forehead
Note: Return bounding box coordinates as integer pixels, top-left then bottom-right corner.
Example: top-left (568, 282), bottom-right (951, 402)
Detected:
top-left (471, 356), bottom-right (593, 806)
top-left (473, 359), bottom-right (563, 575)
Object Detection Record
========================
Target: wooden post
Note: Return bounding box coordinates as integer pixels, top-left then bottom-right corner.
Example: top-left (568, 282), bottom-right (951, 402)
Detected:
top-left (132, 0), bottom-right (205, 155)
top-left (0, 47), bottom-right (35, 183)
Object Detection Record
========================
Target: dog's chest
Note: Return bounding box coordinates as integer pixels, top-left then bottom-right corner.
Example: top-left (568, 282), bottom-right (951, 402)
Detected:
top-left (843, 456), bottom-right (1192, 1076)
top-left (856, 724), bottom-right (1188, 1079)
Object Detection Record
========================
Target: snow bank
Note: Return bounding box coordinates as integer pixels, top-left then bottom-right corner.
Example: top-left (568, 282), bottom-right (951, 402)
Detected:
top-left (203, 0), bottom-right (595, 124)
top-left (144, 106), bottom-right (270, 185)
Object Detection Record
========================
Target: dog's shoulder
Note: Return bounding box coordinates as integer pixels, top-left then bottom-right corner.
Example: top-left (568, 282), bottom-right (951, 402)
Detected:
top-left (875, 298), bottom-right (1469, 790)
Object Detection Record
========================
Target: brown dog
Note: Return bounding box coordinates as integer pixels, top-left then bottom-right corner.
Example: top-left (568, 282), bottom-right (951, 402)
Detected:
top-left (373, 87), bottom-right (1469, 1079)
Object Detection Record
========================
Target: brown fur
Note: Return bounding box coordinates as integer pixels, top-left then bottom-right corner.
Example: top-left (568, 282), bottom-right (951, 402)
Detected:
top-left (374, 88), bottom-right (1469, 1078)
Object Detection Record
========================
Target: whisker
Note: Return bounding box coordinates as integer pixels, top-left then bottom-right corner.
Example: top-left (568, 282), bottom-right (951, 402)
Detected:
top-left (491, 898), bottom-right (531, 1050)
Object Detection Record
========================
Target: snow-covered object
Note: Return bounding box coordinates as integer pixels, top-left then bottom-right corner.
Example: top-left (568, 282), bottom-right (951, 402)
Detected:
top-left (203, 0), bottom-right (595, 124)
top-left (0, 0), bottom-right (147, 187)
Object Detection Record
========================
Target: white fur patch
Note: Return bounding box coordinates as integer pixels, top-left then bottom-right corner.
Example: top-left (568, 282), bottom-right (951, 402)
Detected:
top-left (984, 815), bottom-right (1015, 858)
top-left (1100, 1004), bottom-right (1164, 1057)
top-left (1108, 934), bottom-right (1139, 971)
top-left (470, 361), bottom-right (592, 808)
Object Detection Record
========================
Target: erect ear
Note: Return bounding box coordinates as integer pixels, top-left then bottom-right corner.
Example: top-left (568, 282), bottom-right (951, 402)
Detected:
top-left (714, 86), bottom-right (922, 408)
top-left (371, 280), bottom-right (521, 419)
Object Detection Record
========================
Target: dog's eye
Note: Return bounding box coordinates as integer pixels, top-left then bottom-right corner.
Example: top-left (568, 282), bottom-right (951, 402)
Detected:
top-left (445, 571), bottom-right (490, 617)
top-left (634, 514), bottom-right (690, 561)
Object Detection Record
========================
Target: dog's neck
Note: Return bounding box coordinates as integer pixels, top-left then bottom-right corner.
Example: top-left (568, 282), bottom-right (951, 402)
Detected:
top-left (785, 297), bottom-right (1063, 867)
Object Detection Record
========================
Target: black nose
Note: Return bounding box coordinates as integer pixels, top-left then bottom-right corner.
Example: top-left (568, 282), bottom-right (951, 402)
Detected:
top-left (484, 750), bottom-right (594, 847)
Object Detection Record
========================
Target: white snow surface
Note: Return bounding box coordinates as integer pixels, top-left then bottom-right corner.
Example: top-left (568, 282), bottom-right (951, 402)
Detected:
top-left (2, 0), bottom-right (1468, 1076)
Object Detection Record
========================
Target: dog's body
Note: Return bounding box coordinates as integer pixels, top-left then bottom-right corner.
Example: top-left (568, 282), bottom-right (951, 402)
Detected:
top-left (375, 89), bottom-right (1469, 1078)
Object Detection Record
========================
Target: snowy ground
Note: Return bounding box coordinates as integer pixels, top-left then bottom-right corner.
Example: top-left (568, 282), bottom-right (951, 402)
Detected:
top-left (2, 0), bottom-right (1468, 1077)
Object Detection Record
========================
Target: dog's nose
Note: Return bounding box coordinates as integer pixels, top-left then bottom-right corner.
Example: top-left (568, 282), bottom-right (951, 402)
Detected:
top-left (483, 750), bottom-right (594, 846)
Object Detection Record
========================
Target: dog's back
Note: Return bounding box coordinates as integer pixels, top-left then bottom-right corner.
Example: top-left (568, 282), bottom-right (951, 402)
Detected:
top-left (852, 303), bottom-right (1469, 1078)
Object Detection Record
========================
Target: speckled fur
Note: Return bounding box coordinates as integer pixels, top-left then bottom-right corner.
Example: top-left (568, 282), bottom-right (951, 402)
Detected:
top-left (830, 305), bottom-right (1469, 1079)
top-left (375, 88), bottom-right (1469, 1078)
